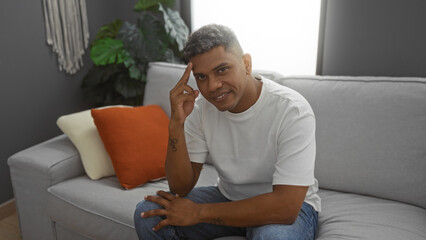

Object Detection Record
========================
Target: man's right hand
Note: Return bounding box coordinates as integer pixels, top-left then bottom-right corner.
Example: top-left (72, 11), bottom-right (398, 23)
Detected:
top-left (166, 63), bottom-right (202, 196)
top-left (169, 63), bottom-right (199, 126)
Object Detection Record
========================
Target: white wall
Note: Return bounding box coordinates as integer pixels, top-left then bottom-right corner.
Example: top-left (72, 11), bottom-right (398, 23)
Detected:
top-left (192, 0), bottom-right (321, 75)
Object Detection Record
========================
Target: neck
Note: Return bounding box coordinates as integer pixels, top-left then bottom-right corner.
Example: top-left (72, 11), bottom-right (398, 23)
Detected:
top-left (229, 75), bottom-right (263, 113)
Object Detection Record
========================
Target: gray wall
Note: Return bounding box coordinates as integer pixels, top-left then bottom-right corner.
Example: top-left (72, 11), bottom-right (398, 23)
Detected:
top-left (0, 1), bottom-right (138, 205)
top-left (318, 0), bottom-right (426, 77)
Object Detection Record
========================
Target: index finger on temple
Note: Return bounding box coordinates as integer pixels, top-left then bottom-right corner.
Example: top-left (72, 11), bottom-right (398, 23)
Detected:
top-left (179, 62), bottom-right (193, 84)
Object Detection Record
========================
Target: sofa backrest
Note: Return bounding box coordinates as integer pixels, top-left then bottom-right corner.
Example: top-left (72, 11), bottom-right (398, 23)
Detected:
top-left (144, 62), bottom-right (426, 209)
top-left (278, 75), bottom-right (426, 209)
top-left (144, 62), bottom-right (197, 117)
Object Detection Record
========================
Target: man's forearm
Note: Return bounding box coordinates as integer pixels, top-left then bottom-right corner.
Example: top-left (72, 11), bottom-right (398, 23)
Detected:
top-left (165, 122), bottom-right (196, 196)
top-left (197, 186), bottom-right (308, 227)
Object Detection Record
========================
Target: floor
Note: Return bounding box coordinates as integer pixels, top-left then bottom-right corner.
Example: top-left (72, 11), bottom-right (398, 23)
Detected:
top-left (0, 213), bottom-right (20, 240)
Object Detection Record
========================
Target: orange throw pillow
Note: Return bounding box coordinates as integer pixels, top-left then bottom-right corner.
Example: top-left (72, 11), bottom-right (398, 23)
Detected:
top-left (91, 105), bottom-right (169, 189)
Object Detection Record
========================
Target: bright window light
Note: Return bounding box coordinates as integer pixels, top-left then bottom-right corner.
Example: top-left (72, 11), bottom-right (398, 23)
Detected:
top-left (191, 0), bottom-right (321, 75)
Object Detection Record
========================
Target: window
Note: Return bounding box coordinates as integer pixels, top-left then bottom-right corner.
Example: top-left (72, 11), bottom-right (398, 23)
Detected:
top-left (191, 0), bottom-right (321, 75)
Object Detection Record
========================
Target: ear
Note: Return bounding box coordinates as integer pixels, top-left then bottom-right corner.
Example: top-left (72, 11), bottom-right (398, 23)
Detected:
top-left (242, 54), bottom-right (252, 75)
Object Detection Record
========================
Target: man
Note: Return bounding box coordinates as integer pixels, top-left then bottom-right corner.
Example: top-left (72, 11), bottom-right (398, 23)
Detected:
top-left (134, 24), bottom-right (321, 240)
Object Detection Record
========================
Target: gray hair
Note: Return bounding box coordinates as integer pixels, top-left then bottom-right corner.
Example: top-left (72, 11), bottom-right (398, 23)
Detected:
top-left (183, 24), bottom-right (244, 62)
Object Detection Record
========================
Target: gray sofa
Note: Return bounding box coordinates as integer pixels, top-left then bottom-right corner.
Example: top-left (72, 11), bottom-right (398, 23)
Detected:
top-left (8, 62), bottom-right (426, 240)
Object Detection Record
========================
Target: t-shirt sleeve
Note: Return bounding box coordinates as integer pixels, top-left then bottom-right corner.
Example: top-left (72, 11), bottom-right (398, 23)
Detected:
top-left (184, 103), bottom-right (209, 164)
top-left (273, 105), bottom-right (316, 186)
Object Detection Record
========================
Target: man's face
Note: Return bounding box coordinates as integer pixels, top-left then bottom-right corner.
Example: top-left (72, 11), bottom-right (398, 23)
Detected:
top-left (190, 46), bottom-right (252, 113)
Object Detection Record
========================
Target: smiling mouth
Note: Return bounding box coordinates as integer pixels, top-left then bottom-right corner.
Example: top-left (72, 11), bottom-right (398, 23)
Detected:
top-left (211, 91), bottom-right (231, 102)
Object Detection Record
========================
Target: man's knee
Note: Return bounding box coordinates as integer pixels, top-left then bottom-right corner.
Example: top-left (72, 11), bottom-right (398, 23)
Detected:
top-left (135, 200), bottom-right (159, 213)
top-left (134, 200), bottom-right (162, 236)
top-left (134, 200), bottom-right (162, 222)
top-left (134, 200), bottom-right (180, 240)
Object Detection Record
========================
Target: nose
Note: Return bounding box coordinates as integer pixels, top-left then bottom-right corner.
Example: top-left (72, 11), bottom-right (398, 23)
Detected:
top-left (207, 77), bottom-right (223, 92)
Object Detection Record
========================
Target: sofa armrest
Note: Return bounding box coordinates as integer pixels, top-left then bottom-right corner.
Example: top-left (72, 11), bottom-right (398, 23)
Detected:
top-left (8, 134), bottom-right (85, 240)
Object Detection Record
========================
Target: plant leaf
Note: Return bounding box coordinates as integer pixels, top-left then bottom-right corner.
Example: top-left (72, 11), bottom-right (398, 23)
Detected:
top-left (118, 14), bottom-right (168, 64)
top-left (93, 19), bottom-right (123, 44)
top-left (159, 4), bottom-right (189, 51)
top-left (118, 22), bottom-right (147, 62)
top-left (114, 73), bottom-right (145, 98)
top-left (134, 0), bottom-right (174, 12)
top-left (81, 64), bottom-right (125, 105)
top-left (163, 48), bottom-right (179, 63)
top-left (81, 64), bottom-right (146, 106)
top-left (90, 38), bottom-right (127, 66)
top-left (138, 12), bottom-right (169, 61)
top-left (123, 53), bottom-right (142, 80)
top-left (81, 64), bottom-right (112, 87)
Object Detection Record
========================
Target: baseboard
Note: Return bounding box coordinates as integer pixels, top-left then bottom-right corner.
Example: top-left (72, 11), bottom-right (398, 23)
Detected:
top-left (0, 199), bottom-right (16, 221)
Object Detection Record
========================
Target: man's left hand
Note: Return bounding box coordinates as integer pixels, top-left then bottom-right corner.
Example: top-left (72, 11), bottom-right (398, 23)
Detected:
top-left (141, 190), bottom-right (201, 231)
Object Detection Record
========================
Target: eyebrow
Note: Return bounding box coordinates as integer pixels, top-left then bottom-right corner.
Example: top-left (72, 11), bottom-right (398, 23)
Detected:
top-left (193, 62), bottom-right (230, 76)
top-left (212, 62), bottom-right (229, 71)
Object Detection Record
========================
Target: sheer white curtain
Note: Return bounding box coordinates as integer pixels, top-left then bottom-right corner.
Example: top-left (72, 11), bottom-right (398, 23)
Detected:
top-left (191, 0), bottom-right (321, 75)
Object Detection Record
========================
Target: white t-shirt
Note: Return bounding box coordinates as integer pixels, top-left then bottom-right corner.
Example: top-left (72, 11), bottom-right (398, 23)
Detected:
top-left (185, 76), bottom-right (321, 212)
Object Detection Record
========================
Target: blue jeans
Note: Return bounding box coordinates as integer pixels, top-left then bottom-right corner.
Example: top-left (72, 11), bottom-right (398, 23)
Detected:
top-left (134, 186), bottom-right (318, 240)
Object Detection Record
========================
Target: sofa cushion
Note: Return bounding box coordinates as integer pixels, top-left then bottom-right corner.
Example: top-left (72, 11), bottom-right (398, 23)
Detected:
top-left (317, 189), bottom-right (426, 240)
top-left (278, 76), bottom-right (426, 209)
top-left (57, 109), bottom-right (115, 180)
top-left (48, 174), bottom-right (426, 240)
top-left (47, 164), bottom-right (219, 240)
top-left (91, 105), bottom-right (169, 189)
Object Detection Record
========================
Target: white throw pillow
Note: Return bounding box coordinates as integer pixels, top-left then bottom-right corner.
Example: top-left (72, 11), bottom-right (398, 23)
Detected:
top-left (57, 109), bottom-right (115, 179)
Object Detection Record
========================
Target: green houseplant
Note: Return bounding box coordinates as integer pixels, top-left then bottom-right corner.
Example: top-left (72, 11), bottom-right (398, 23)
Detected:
top-left (81, 0), bottom-right (189, 106)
